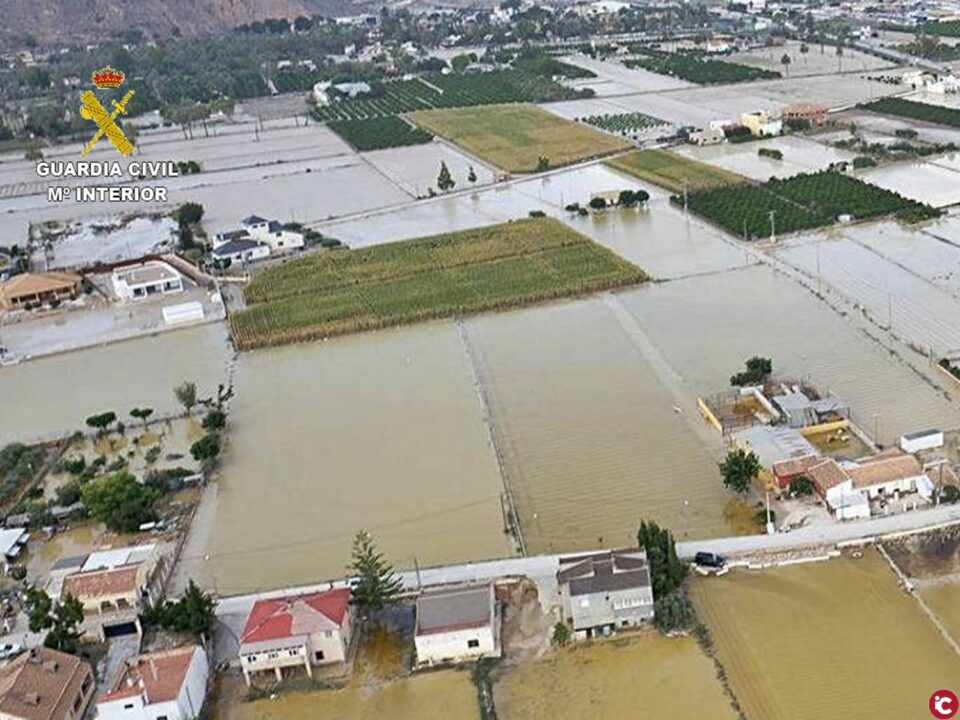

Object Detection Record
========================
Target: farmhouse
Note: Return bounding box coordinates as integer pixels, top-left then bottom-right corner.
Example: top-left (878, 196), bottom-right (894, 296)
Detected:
top-left (97, 646), bottom-right (208, 720)
top-left (770, 388), bottom-right (848, 429)
top-left (240, 215), bottom-right (305, 253)
top-left (557, 548), bottom-right (654, 639)
top-left (211, 239), bottom-right (271, 265)
top-left (0, 648), bottom-right (95, 720)
top-left (740, 110), bottom-right (782, 137)
top-left (111, 261), bottom-right (183, 302)
top-left (0, 272), bottom-right (81, 310)
top-left (689, 127), bottom-right (725, 145)
top-left (414, 584), bottom-right (500, 666)
top-left (239, 588), bottom-right (353, 685)
top-left (782, 102), bottom-right (829, 126)
top-left (732, 424), bottom-right (819, 489)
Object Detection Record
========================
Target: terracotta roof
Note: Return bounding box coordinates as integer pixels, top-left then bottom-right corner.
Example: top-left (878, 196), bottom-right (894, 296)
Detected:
top-left (848, 454), bottom-right (923, 490)
top-left (0, 272), bottom-right (80, 301)
top-left (61, 564), bottom-right (139, 600)
top-left (0, 648), bottom-right (92, 720)
top-left (772, 454), bottom-right (821, 478)
top-left (241, 588), bottom-right (351, 645)
top-left (100, 646), bottom-right (199, 706)
top-left (807, 458), bottom-right (850, 492)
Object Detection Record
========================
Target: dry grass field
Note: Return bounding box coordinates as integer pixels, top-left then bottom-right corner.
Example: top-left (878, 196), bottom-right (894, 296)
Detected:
top-left (408, 104), bottom-right (630, 173)
top-left (606, 148), bottom-right (746, 193)
top-left (231, 218), bottom-right (645, 349)
top-left (690, 550), bottom-right (960, 720)
top-left (493, 633), bottom-right (738, 720)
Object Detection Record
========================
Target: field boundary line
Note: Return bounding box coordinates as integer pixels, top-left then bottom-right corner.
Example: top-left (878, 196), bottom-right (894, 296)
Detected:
top-left (877, 543), bottom-right (960, 658)
top-left (456, 320), bottom-right (526, 557)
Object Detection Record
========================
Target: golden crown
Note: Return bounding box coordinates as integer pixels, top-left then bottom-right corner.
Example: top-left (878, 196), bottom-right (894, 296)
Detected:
top-left (91, 66), bottom-right (125, 89)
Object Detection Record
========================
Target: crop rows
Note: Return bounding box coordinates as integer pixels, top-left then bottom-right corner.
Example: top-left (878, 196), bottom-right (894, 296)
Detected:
top-left (314, 70), bottom-right (588, 123)
top-left (583, 111), bottom-right (669, 136)
top-left (860, 97), bottom-right (960, 129)
top-left (231, 218), bottom-right (646, 348)
top-left (624, 47), bottom-right (780, 84)
top-left (918, 20), bottom-right (960, 37)
top-left (679, 171), bottom-right (940, 239)
top-left (327, 116), bottom-right (433, 151)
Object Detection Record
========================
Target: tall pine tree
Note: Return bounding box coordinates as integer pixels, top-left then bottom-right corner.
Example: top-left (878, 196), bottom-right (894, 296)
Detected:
top-left (347, 531), bottom-right (403, 618)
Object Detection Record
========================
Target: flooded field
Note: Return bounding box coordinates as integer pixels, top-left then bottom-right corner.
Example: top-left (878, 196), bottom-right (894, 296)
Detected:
top-left (673, 136), bottom-right (855, 181)
top-left (730, 41), bottom-right (893, 76)
top-left (214, 670), bottom-right (479, 720)
top-left (361, 142), bottom-right (496, 197)
top-left (464, 297), bottom-right (731, 552)
top-left (690, 551), bottom-right (960, 720)
top-left (199, 323), bottom-right (510, 594)
top-left (0, 323), bottom-right (229, 444)
top-left (774, 226), bottom-right (960, 357)
top-left (862, 159), bottom-right (960, 207)
top-left (922, 582), bottom-right (960, 642)
top-left (618, 264), bottom-right (959, 444)
top-left (493, 633), bottom-right (736, 719)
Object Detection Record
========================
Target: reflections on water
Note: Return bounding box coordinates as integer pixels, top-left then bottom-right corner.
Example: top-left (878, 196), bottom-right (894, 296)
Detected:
top-left (0, 324), bottom-right (230, 444)
top-left (200, 322), bottom-right (510, 594)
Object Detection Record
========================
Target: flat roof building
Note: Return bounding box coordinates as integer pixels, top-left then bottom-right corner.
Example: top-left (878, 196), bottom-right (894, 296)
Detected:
top-left (111, 261), bottom-right (183, 302)
top-left (415, 584), bottom-right (500, 666)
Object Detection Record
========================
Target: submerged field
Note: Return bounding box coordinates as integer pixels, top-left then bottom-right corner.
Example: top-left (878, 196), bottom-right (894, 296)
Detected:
top-left (690, 551), bottom-right (960, 720)
top-left (231, 218), bottom-right (645, 349)
top-left (861, 96), bottom-right (960, 128)
top-left (408, 104), bottom-right (630, 173)
top-left (606, 148), bottom-right (746, 192)
top-left (494, 634), bottom-right (737, 719)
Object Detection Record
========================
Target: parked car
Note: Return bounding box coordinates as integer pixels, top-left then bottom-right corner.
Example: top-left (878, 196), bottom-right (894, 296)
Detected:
top-left (0, 643), bottom-right (22, 660)
top-left (694, 551), bottom-right (726, 569)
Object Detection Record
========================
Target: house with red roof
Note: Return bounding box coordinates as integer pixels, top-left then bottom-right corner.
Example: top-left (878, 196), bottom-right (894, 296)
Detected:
top-left (238, 588), bottom-right (353, 685)
top-left (96, 646), bottom-right (208, 720)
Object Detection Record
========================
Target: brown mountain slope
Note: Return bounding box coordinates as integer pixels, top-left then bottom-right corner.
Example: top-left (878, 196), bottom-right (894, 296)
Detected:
top-left (0, 0), bottom-right (363, 49)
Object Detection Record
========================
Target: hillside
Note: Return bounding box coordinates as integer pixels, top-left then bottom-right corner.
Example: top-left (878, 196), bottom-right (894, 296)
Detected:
top-left (0, 0), bottom-right (365, 50)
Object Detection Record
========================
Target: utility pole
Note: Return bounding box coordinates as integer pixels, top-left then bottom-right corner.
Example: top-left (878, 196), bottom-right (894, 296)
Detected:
top-left (768, 210), bottom-right (777, 244)
top-left (816, 241), bottom-right (822, 295)
top-left (413, 556), bottom-right (422, 591)
top-left (683, 179), bottom-right (688, 213)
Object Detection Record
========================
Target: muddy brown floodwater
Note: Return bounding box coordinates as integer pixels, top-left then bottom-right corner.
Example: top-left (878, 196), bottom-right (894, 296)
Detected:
top-left (199, 322), bottom-right (511, 595)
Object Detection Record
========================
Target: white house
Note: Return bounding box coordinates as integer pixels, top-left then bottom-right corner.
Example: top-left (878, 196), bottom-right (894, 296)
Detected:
top-left (239, 588), bottom-right (353, 685)
top-left (846, 452), bottom-right (927, 500)
top-left (414, 584), bottom-right (500, 666)
top-left (689, 127), bottom-right (725, 145)
top-left (240, 215), bottom-right (305, 253)
top-left (210, 239), bottom-right (271, 266)
top-left (111, 261), bottom-right (183, 302)
top-left (96, 646), bottom-right (208, 720)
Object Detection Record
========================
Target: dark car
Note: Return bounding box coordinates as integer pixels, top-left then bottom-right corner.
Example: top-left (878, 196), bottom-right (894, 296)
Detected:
top-left (694, 551), bottom-right (726, 569)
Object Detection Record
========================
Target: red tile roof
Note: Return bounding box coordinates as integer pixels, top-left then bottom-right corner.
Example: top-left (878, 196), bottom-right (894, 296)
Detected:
top-left (100, 646), bottom-right (200, 706)
top-left (0, 648), bottom-right (92, 720)
top-left (62, 565), bottom-right (138, 600)
top-left (240, 588), bottom-right (351, 644)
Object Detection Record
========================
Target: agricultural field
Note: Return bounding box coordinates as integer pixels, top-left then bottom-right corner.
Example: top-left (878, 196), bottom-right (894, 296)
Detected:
top-left (493, 634), bottom-right (737, 720)
top-left (624, 47), bottom-right (781, 84)
top-left (582, 111), bottom-right (670, 137)
top-left (230, 218), bottom-right (645, 349)
top-left (690, 551), bottom-right (960, 720)
top-left (917, 20), bottom-right (960, 36)
top-left (409, 104), bottom-right (630, 173)
top-left (898, 40), bottom-right (960, 61)
top-left (313, 70), bottom-right (589, 122)
top-left (860, 97), bottom-right (960, 128)
top-left (327, 116), bottom-right (433, 151)
top-left (682, 170), bottom-right (940, 239)
top-left (605, 149), bottom-right (746, 192)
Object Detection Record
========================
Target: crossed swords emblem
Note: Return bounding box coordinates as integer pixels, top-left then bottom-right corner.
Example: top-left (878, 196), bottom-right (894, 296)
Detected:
top-left (80, 89), bottom-right (135, 157)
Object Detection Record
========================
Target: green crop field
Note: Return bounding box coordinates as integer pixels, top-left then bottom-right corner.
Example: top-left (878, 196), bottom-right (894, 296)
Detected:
top-left (916, 20), bottom-right (960, 36)
top-left (860, 97), bottom-right (960, 129)
top-left (409, 104), bottom-right (630, 173)
top-left (583, 111), bottom-right (669, 137)
top-left (624, 47), bottom-right (780, 84)
top-left (606, 149), bottom-right (746, 192)
top-left (327, 116), bottom-right (433, 151)
top-left (681, 171), bottom-right (940, 239)
top-left (230, 218), bottom-right (646, 349)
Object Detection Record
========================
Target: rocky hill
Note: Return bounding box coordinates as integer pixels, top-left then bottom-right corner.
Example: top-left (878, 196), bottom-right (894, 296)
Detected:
top-left (0, 0), bottom-right (364, 50)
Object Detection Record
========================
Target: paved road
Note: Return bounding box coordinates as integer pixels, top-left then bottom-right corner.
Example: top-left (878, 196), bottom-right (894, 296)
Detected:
top-left (211, 504), bottom-right (960, 663)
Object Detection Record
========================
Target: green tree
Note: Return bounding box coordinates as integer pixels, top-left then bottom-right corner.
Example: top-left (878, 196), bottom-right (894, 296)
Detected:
top-left (589, 197), bottom-right (607, 210)
top-left (789, 475), bottom-right (814, 497)
top-left (719, 448), bottom-right (760, 494)
top-left (85, 411), bottom-right (117, 436)
top-left (174, 381), bottom-right (198, 415)
top-left (25, 588), bottom-right (84, 654)
top-left (437, 161), bottom-right (455, 192)
top-left (536, 156), bottom-right (550, 172)
top-left (190, 434), bottom-right (221, 464)
top-left (130, 407), bottom-right (154, 428)
top-left (551, 621), bottom-right (571, 646)
top-left (80, 470), bottom-right (159, 532)
top-left (347, 530), bottom-right (402, 617)
top-left (201, 409), bottom-right (226, 431)
top-left (146, 581), bottom-right (216, 639)
top-left (175, 202), bottom-right (204, 227)
top-left (780, 53), bottom-right (791, 76)
top-left (637, 520), bottom-right (686, 598)
top-left (730, 356), bottom-right (773, 386)
top-left (451, 54), bottom-right (472, 72)
top-left (653, 592), bottom-right (696, 633)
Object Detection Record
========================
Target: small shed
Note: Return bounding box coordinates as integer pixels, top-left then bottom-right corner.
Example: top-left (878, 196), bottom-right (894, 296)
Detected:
top-left (414, 584), bottom-right (500, 666)
top-left (899, 429), bottom-right (944, 454)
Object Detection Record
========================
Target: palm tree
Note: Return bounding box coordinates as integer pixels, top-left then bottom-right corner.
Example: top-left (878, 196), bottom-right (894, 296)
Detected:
top-left (781, 53), bottom-right (792, 77)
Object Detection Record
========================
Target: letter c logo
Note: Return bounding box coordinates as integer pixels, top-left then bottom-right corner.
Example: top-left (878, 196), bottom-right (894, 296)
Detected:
top-left (931, 690), bottom-right (959, 718)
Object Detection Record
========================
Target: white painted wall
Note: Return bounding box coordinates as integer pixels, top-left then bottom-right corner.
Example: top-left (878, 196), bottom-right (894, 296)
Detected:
top-left (415, 625), bottom-right (496, 665)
